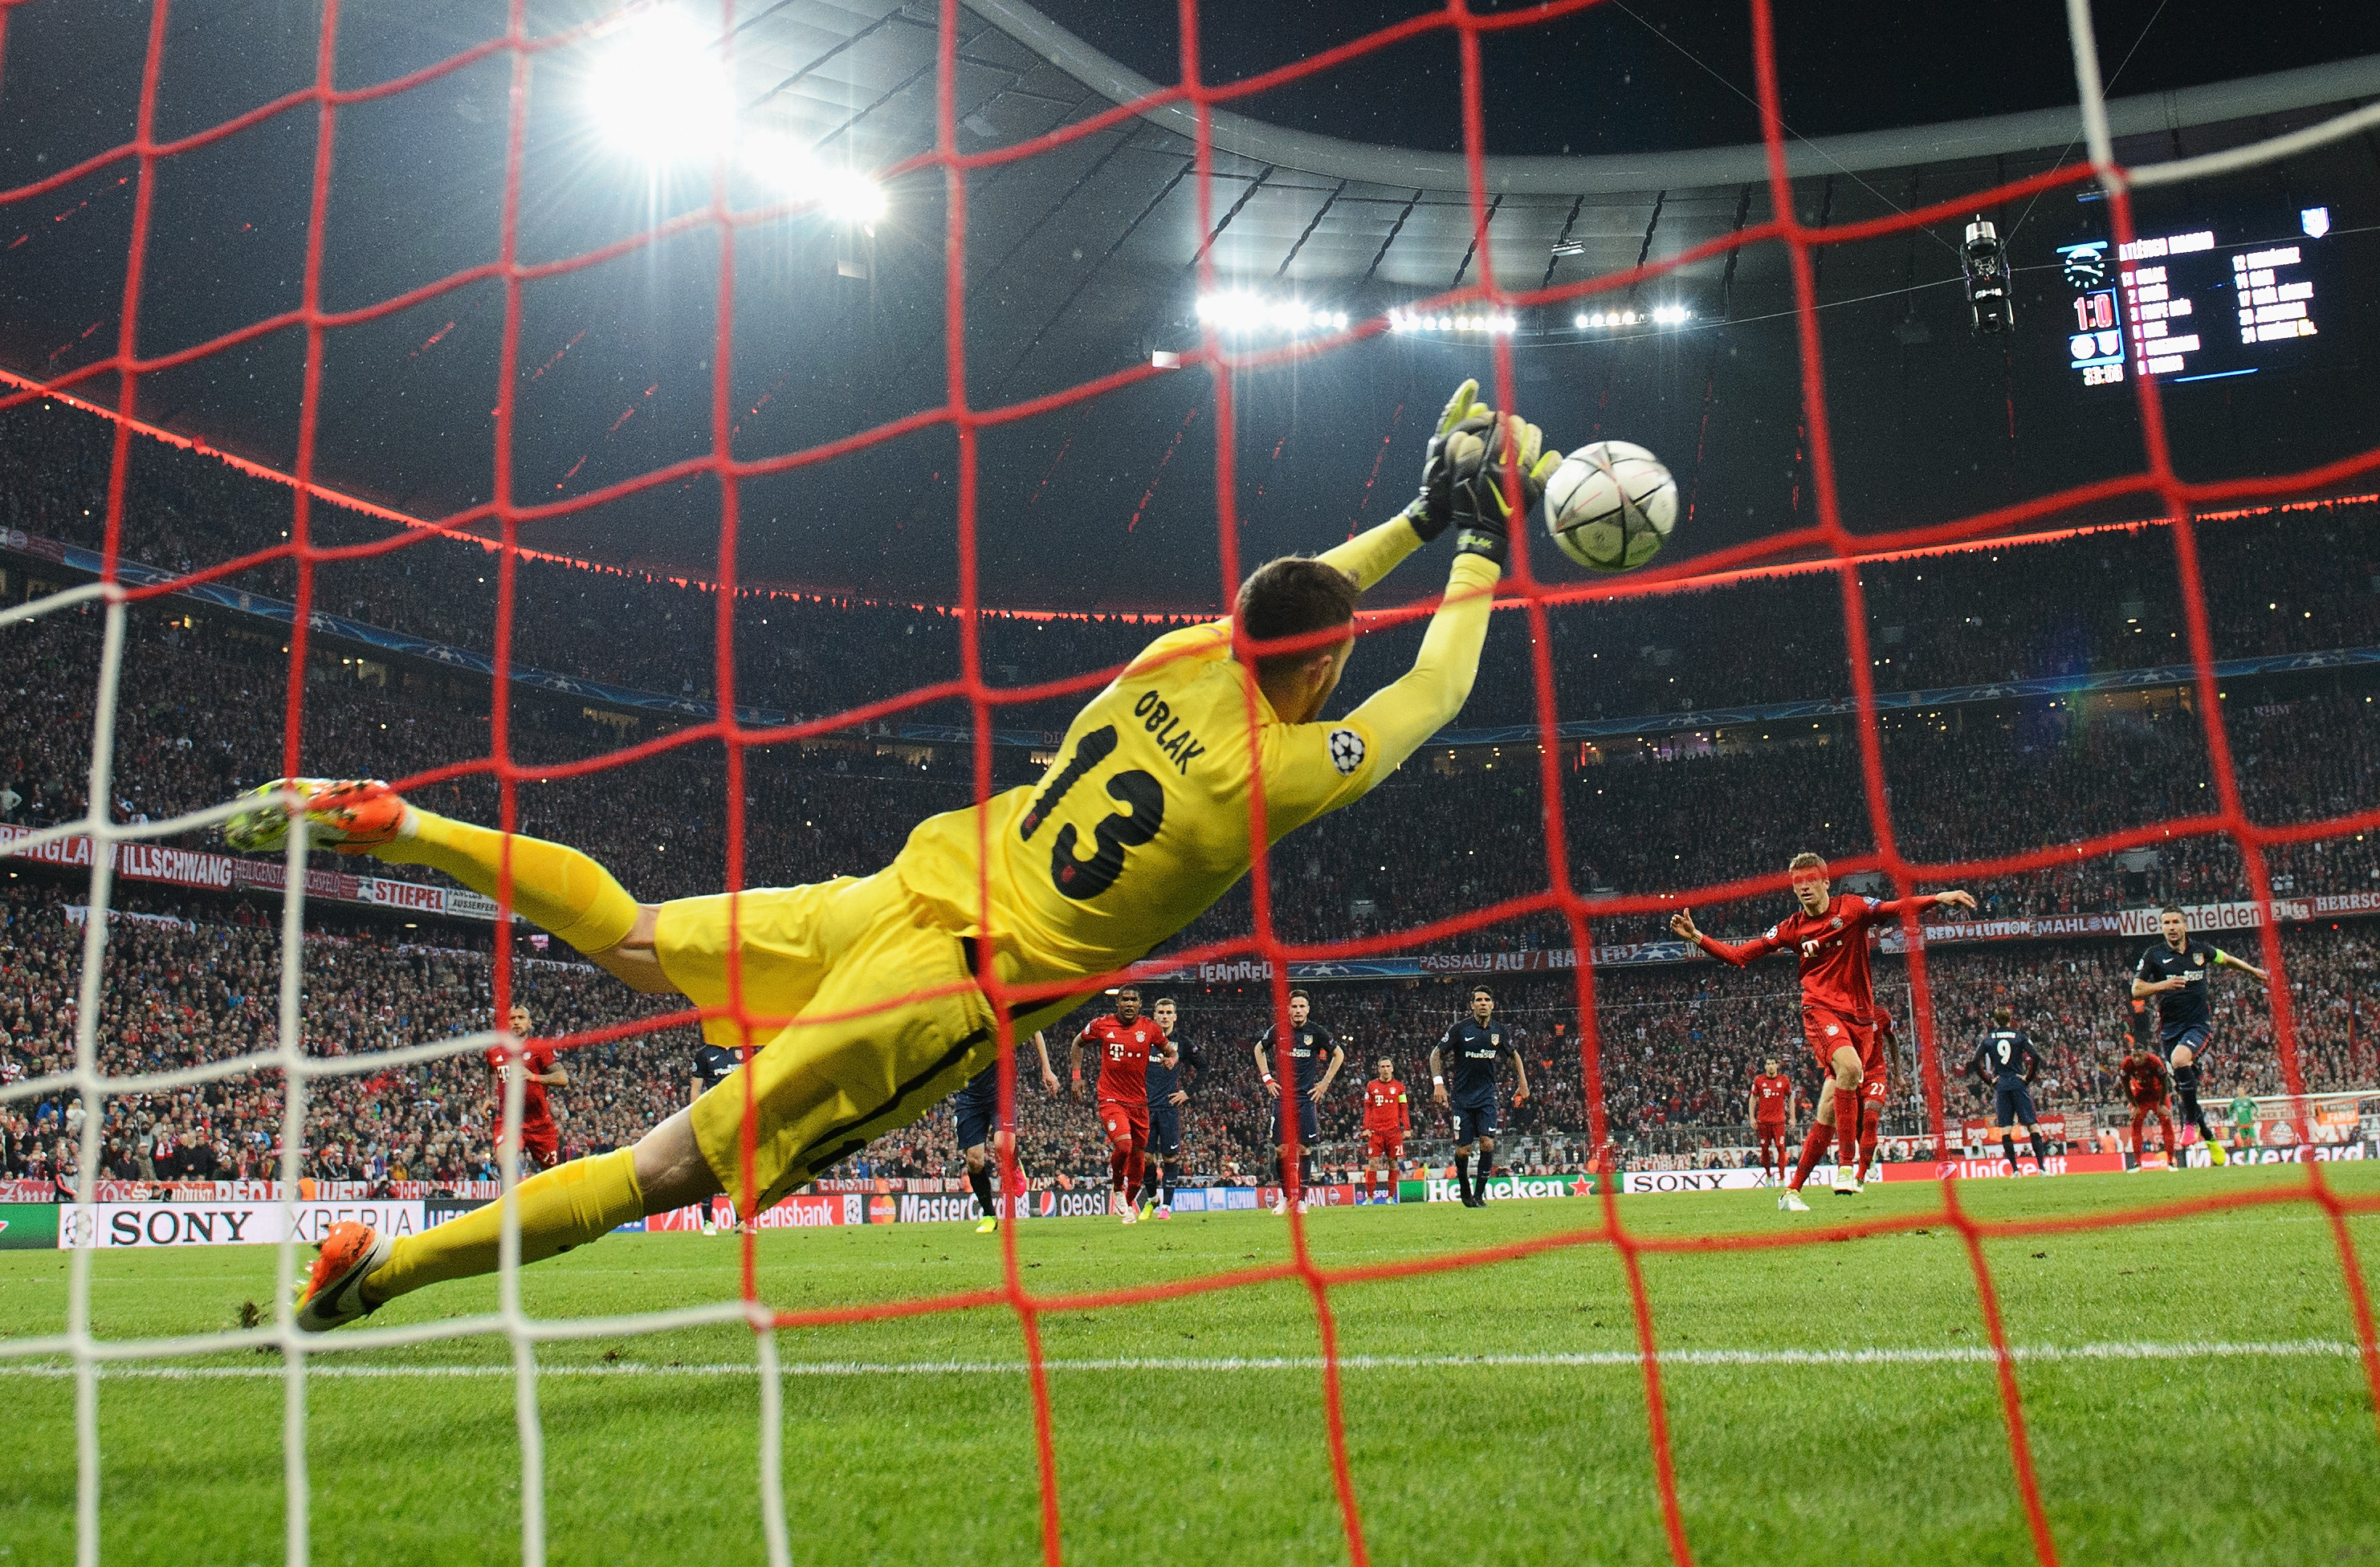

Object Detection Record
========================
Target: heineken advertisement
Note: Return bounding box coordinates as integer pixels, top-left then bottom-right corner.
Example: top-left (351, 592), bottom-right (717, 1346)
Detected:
top-left (0, 1203), bottom-right (62, 1250)
top-left (1400, 1174), bottom-right (1603, 1203)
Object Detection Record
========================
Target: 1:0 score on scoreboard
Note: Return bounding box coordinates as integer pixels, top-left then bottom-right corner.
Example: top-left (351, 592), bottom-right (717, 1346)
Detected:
top-left (2057, 204), bottom-right (2333, 389)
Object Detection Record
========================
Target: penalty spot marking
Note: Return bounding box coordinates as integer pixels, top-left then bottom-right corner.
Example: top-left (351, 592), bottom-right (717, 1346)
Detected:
top-left (0, 1339), bottom-right (2361, 1380)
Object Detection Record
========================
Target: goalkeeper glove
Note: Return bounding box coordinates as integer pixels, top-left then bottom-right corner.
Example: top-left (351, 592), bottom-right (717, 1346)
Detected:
top-left (1450, 413), bottom-right (1559, 568)
top-left (1400, 378), bottom-right (1498, 543)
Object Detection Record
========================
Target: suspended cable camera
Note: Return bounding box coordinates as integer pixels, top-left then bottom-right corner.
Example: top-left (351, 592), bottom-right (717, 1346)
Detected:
top-left (1963, 216), bottom-right (2015, 334)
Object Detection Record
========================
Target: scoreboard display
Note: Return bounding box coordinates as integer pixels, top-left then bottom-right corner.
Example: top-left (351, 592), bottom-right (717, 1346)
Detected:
top-left (2058, 203), bottom-right (2337, 389)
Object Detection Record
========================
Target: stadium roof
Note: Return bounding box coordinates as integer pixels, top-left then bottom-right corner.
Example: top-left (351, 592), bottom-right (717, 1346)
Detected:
top-left (2, 2), bottom-right (2376, 609)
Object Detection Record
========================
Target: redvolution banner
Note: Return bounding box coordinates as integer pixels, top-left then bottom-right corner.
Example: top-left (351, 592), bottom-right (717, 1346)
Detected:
top-left (0, 822), bottom-right (503, 921)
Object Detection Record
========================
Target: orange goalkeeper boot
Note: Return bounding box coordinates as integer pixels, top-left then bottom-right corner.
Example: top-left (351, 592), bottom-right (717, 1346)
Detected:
top-left (295, 1221), bottom-right (392, 1333)
top-left (225, 778), bottom-right (408, 856)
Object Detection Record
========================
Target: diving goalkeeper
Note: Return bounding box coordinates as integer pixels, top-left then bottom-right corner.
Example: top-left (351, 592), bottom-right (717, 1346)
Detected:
top-left (239, 381), bottom-right (1555, 1330)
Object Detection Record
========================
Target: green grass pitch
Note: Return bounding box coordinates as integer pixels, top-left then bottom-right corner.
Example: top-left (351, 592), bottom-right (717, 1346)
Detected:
top-left (5, 1164), bottom-right (2379, 1565)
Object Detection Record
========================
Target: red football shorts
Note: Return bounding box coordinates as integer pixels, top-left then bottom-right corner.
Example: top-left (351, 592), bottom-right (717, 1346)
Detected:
top-left (1803, 1005), bottom-right (1876, 1073)
top-left (516, 1123), bottom-right (560, 1170)
top-left (2129, 1089), bottom-right (2169, 1111)
top-left (1099, 1100), bottom-right (1149, 1150)
top-left (1366, 1130), bottom-right (1404, 1161)
top-left (1754, 1117), bottom-right (1787, 1148)
top-left (1860, 1062), bottom-right (1889, 1106)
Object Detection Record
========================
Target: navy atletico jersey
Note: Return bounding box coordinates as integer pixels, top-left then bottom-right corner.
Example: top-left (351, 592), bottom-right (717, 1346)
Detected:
top-left (2135, 938), bottom-right (2217, 1032)
top-left (1440, 1019), bottom-right (1511, 1101)
top-left (692, 1044), bottom-right (742, 1093)
top-left (1145, 1035), bottom-right (1183, 1106)
top-left (1257, 1023), bottom-right (1334, 1089)
top-left (1970, 1028), bottom-right (2039, 1085)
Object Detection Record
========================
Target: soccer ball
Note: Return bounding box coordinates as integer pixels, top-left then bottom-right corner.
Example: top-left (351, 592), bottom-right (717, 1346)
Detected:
top-left (1543, 441), bottom-right (1677, 573)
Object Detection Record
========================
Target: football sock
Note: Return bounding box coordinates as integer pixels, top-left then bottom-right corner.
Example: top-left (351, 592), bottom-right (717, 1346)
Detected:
top-left (2129, 1109), bottom-right (2146, 1154)
top-left (1298, 1153), bottom-right (1316, 1197)
top-left (1454, 1153), bottom-right (1473, 1203)
top-left (1790, 1122), bottom-right (1831, 1191)
top-left (2180, 1086), bottom-right (2211, 1139)
top-left (2001, 1134), bottom-right (2019, 1167)
top-left (1110, 1145), bottom-right (1130, 1193)
top-left (2028, 1131), bottom-right (2048, 1164)
top-left (967, 1163), bottom-right (996, 1219)
top-left (1835, 1101), bottom-right (1860, 1170)
top-left (365, 1148), bottom-right (642, 1303)
top-left (2158, 1113), bottom-right (2176, 1155)
top-left (374, 811), bottom-right (639, 955)
top-left (1127, 1146), bottom-right (1146, 1199)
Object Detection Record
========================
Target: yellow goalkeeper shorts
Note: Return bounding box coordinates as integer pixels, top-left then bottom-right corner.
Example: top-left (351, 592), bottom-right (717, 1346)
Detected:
top-left (658, 869), bottom-right (1002, 1214)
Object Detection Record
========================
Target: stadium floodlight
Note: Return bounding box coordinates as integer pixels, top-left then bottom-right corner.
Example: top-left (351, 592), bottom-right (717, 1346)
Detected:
top-left (1195, 292), bottom-right (1346, 335)
top-left (741, 131), bottom-right (886, 222)
top-left (586, 7), bottom-right (736, 162)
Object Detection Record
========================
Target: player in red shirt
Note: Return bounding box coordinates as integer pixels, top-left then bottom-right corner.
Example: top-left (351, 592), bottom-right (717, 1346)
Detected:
top-left (1673, 853), bottom-right (1973, 1207)
top-left (1359, 1057), bottom-right (1410, 1205)
top-left (2121, 1047), bottom-right (2178, 1170)
top-left (485, 1004), bottom-right (568, 1172)
top-left (1069, 986), bottom-right (1162, 1224)
top-left (1858, 1005), bottom-right (1902, 1184)
top-left (1746, 1056), bottom-right (1796, 1185)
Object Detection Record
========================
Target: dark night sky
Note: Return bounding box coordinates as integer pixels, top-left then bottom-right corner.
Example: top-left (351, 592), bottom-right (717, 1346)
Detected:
top-left (1038, 0), bottom-right (2380, 154)
top-left (2, 1), bottom-right (2377, 610)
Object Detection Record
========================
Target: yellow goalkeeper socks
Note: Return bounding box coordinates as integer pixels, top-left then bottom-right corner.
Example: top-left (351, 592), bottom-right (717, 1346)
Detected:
top-left (364, 1148), bottom-right (645, 1304)
top-left (370, 809), bottom-right (639, 954)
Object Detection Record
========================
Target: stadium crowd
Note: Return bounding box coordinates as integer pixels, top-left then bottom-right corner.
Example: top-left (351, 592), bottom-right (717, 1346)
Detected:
top-left (5, 404), bottom-right (2378, 734)
top-left (3, 406), bottom-right (2376, 1188)
top-left (3, 603), bottom-right (2375, 969)
top-left (4, 864), bottom-right (2370, 1188)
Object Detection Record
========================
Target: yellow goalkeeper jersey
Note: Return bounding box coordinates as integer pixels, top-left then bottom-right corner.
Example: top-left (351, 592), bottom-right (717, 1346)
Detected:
top-left (895, 519), bottom-right (1500, 985)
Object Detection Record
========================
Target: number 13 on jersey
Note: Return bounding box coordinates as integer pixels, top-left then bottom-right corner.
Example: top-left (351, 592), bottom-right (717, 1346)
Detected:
top-left (1020, 724), bottom-right (1164, 900)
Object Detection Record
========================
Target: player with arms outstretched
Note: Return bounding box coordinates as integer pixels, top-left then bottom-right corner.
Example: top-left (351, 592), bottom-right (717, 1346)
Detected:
top-left (956, 1032), bottom-right (1057, 1231)
top-left (1256, 989), bottom-right (1346, 1215)
top-left (1671, 854), bottom-right (1974, 1209)
top-left (1072, 988), bottom-right (1164, 1223)
top-left (1747, 1055), bottom-right (1795, 1186)
top-left (2120, 1044), bottom-right (2178, 1169)
top-left (1967, 1007), bottom-right (2050, 1174)
top-left (246, 379), bottom-right (1553, 1329)
top-left (1360, 1056), bottom-right (1410, 1204)
top-left (2133, 905), bottom-right (2268, 1167)
top-left (1430, 987), bottom-right (1528, 1208)
top-left (485, 1004), bottom-right (565, 1173)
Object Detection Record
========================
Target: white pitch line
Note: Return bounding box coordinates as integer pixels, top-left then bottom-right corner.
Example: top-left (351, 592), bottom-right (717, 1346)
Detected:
top-left (0, 1339), bottom-right (2360, 1380)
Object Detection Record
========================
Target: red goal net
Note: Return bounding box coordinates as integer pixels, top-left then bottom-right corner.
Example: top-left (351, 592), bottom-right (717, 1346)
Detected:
top-left (5, 2), bottom-right (2380, 1564)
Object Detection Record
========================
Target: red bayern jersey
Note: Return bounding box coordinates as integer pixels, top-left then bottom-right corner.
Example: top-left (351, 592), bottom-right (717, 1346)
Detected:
top-left (1750, 1072), bottom-right (1793, 1122)
top-left (1084, 1014), bottom-right (1159, 1102)
top-left (1362, 1078), bottom-right (1410, 1134)
top-left (2120, 1051), bottom-right (2170, 1102)
top-left (486, 1040), bottom-right (559, 1131)
top-left (1693, 895), bottom-right (1931, 1019)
